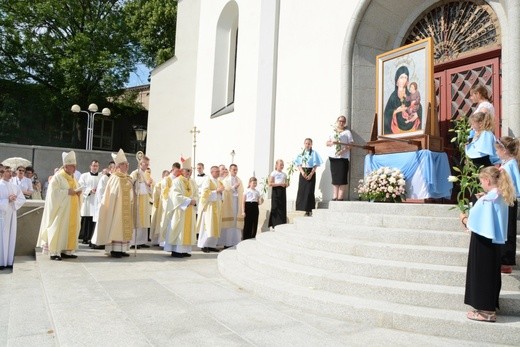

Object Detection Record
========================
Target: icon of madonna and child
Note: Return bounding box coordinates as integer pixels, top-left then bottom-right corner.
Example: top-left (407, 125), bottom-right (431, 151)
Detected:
top-left (383, 65), bottom-right (423, 135)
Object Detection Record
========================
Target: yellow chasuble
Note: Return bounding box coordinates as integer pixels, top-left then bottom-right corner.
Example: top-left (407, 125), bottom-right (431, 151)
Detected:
top-left (92, 172), bottom-right (134, 245)
top-left (62, 171), bottom-right (80, 249)
top-left (197, 178), bottom-right (223, 238)
top-left (130, 169), bottom-right (152, 228)
top-left (164, 176), bottom-right (198, 246)
top-left (37, 169), bottom-right (81, 253)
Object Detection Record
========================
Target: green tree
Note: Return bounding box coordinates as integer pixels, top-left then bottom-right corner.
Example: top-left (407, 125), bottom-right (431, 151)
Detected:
top-left (0, 0), bottom-right (137, 102)
top-left (0, 0), bottom-right (140, 147)
top-left (124, 0), bottom-right (177, 68)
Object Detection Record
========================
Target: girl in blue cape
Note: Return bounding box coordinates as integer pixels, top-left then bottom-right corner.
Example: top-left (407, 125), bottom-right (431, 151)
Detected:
top-left (461, 166), bottom-right (516, 322)
top-left (495, 136), bottom-right (520, 274)
top-left (294, 138), bottom-right (323, 216)
top-left (465, 112), bottom-right (499, 168)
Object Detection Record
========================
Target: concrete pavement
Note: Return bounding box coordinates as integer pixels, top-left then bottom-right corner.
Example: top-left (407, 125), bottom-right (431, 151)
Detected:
top-left (0, 245), bottom-right (506, 346)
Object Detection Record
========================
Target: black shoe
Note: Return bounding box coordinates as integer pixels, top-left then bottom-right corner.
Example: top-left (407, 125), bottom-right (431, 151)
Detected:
top-left (81, 240), bottom-right (90, 244)
top-left (50, 255), bottom-right (62, 261)
top-left (171, 252), bottom-right (184, 258)
top-left (182, 253), bottom-right (192, 257)
top-left (130, 245), bottom-right (141, 249)
top-left (208, 247), bottom-right (220, 253)
top-left (90, 244), bottom-right (105, 250)
top-left (6, 265), bottom-right (13, 269)
top-left (61, 253), bottom-right (78, 259)
top-left (0, 266), bottom-right (5, 270)
top-left (110, 251), bottom-right (122, 258)
top-left (120, 252), bottom-right (130, 257)
top-left (139, 244), bottom-right (150, 248)
top-left (201, 247), bottom-right (210, 253)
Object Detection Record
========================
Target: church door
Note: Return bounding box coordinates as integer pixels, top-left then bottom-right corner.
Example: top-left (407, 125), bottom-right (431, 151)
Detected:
top-left (434, 50), bottom-right (501, 160)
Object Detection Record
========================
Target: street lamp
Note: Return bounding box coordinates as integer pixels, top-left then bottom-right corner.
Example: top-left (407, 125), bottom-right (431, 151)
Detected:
top-left (71, 103), bottom-right (111, 150)
top-left (133, 126), bottom-right (147, 151)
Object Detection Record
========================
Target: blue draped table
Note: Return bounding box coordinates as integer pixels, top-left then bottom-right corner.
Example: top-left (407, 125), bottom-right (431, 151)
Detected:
top-left (364, 150), bottom-right (453, 199)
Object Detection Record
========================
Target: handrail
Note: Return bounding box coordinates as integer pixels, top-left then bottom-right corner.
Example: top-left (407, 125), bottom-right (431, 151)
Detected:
top-left (17, 206), bottom-right (44, 219)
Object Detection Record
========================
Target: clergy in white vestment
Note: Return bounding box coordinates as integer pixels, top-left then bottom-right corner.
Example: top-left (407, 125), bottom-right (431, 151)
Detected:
top-left (78, 160), bottom-right (100, 245)
top-left (195, 162), bottom-right (207, 197)
top-left (219, 163), bottom-right (244, 248)
top-left (91, 150), bottom-right (134, 258)
top-left (93, 162), bottom-right (115, 223)
top-left (196, 166), bottom-right (224, 252)
top-left (130, 155), bottom-right (153, 248)
top-left (37, 151), bottom-right (82, 261)
top-left (0, 166), bottom-right (26, 269)
top-left (90, 161), bottom-right (115, 249)
top-left (164, 158), bottom-right (198, 257)
top-left (159, 162), bottom-right (181, 245)
top-left (150, 169), bottom-right (170, 245)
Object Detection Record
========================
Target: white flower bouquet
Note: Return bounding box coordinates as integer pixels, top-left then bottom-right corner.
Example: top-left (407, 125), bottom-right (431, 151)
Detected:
top-left (356, 167), bottom-right (406, 202)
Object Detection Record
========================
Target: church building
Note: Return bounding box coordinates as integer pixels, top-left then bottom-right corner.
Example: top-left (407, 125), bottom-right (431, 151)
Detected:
top-left (147, 0), bottom-right (520, 204)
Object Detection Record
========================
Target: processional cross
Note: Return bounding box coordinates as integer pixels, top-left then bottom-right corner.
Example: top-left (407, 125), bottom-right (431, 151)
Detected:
top-left (190, 126), bottom-right (200, 170)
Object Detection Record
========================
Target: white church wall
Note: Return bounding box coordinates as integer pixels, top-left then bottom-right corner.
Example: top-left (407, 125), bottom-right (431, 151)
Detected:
top-left (147, 0), bottom-right (202, 177)
top-left (274, 1), bottom-right (358, 202)
top-left (191, 0), bottom-right (269, 179)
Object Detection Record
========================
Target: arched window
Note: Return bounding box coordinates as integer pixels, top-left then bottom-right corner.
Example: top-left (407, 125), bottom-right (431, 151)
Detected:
top-left (404, 0), bottom-right (500, 64)
top-left (211, 1), bottom-right (239, 117)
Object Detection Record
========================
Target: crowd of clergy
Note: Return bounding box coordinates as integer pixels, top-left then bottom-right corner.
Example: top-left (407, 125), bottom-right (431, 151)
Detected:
top-left (32, 148), bottom-right (260, 261)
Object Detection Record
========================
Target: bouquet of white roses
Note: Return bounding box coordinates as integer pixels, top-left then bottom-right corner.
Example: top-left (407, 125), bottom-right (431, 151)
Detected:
top-left (356, 167), bottom-right (406, 202)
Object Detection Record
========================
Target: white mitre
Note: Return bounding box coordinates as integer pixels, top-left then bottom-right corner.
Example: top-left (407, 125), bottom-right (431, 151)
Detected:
top-left (111, 149), bottom-right (128, 165)
top-left (62, 151), bottom-right (77, 166)
top-left (182, 157), bottom-right (192, 170)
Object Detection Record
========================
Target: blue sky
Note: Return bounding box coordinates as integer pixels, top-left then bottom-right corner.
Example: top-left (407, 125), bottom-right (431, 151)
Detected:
top-left (126, 63), bottom-right (151, 87)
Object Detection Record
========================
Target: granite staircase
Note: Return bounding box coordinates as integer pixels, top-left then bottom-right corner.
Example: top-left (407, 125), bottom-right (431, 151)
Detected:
top-left (218, 201), bottom-right (520, 346)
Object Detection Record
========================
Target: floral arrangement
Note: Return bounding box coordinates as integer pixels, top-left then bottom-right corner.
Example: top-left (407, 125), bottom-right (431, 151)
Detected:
top-left (356, 167), bottom-right (406, 202)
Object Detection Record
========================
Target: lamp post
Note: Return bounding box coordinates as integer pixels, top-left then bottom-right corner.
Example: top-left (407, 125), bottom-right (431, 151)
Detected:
top-left (133, 126), bottom-right (147, 152)
top-left (230, 150), bottom-right (235, 164)
top-left (71, 103), bottom-right (111, 150)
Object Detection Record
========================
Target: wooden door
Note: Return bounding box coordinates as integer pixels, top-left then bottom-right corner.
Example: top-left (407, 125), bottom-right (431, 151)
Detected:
top-left (435, 56), bottom-right (501, 156)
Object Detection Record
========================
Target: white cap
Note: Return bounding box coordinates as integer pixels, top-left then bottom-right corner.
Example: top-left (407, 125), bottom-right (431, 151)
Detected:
top-left (62, 151), bottom-right (77, 166)
top-left (111, 149), bottom-right (128, 165)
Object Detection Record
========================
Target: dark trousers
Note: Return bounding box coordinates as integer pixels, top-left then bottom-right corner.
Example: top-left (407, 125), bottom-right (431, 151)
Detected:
top-left (243, 202), bottom-right (259, 240)
top-left (80, 216), bottom-right (96, 243)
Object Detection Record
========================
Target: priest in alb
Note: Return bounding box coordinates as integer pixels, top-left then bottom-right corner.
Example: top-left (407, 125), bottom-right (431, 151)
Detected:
top-left (37, 151), bottom-right (82, 261)
top-left (164, 158), bottom-right (198, 257)
top-left (130, 155), bottom-right (153, 248)
top-left (91, 149), bottom-right (134, 258)
top-left (0, 166), bottom-right (26, 269)
top-left (197, 165), bottom-right (224, 252)
top-left (219, 163), bottom-right (244, 248)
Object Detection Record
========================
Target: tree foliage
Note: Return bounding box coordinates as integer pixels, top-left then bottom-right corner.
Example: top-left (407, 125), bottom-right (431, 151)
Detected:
top-left (0, 0), bottom-right (137, 103)
top-left (124, 0), bottom-right (177, 68)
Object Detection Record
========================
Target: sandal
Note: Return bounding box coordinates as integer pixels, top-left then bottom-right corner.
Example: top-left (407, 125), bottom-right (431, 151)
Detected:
top-left (466, 310), bottom-right (496, 322)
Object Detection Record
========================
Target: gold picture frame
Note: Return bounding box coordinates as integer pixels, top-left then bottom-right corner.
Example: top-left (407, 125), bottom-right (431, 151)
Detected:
top-left (376, 37), bottom-right (434, 138)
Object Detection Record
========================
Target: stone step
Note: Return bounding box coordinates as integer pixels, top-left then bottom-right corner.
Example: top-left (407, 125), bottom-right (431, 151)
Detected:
top-left (326, 201), bottom-right (459, 216)
top-left (251, 230), bottom-right (520, 291)
top-left (312, 209), bottom-right (464, 232)
top-left (258, 227), bottom-right (470, 266)
top-left (272, 223), bottom-right (520, 264)
top-left (234, 240), bottom-right (520, 315)
top-left (286, 221), bottom-right (471, 248)
top-left (218, 249), bottom-right (520, 346)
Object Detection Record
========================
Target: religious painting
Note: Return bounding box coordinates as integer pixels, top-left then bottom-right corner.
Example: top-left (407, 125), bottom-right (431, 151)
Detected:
top-left (376, 37), bottom-right (434, 138)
